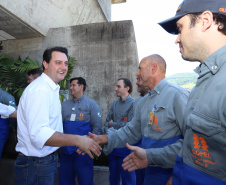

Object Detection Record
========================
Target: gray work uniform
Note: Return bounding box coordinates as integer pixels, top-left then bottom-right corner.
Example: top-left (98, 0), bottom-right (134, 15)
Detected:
top-left (105, 94), bottom-right (135, 185)
top-left (104, 94), bottom-right (134, 133)
top-left (60, 94), bottom-right (102, 185)
top-left (62, 94), bottom-right (102, 135)
top-left (133, 95), bottom-right (142, 113)
top-left (173, 45), bottom-right (226, 185)
top-left (104, 78), bottom-right (189, 185)
top-left (0, 88), bottom-right (16, 108)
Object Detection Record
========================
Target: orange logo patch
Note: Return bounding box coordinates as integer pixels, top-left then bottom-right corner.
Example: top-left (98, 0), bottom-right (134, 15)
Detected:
top-left (190, 134), bottom-right (216, 168)
top-left (151, 116), bottom-right (161, 131)
top-left (124, 117), bottom-right (127, 122)
top-left (79, 113), bottom-right (84, 121)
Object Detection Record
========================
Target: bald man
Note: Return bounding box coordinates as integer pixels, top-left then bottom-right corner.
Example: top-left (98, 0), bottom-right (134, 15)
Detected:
top-left (88, 54), bottom-right (189, 185)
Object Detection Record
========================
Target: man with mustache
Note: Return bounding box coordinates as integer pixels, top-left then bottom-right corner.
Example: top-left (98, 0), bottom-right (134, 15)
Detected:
top-left (88, 54), bottom-right (189, 185)
top-left (133, 78), bottom-right (149, 185)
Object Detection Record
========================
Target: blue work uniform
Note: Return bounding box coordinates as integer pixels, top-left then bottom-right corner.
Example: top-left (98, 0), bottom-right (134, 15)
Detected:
top-left (59, 95), bottom-right (102, 185)
top-left (104, 79), bottom-right (189, 185)
top-left (105, 94), bottom-right (135, 185)
top-left (133, 95), bottom-right (145, 185)
top-left (0, 88), bottom-right (16, 159)
top-left (172, 45), bottom-right (226, 185)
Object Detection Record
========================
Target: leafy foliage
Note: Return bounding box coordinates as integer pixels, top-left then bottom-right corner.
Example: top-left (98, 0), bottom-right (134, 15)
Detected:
top-left (166, 72), bottom-right (198, 91)
top-left (0, 55), bottom-right (41, 103)
top-left (0, 55), bottom-right (76, 104)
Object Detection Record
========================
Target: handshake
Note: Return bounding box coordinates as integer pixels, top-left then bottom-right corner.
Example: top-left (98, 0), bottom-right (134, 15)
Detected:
top-left (76, 132), bottom-right (148, 172)
top-left (75, 132), bottom-right (107, 159)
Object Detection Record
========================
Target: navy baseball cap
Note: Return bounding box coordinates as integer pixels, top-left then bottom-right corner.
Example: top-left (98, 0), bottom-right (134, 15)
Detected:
top-left (159, 0), bottom-right (226, 34)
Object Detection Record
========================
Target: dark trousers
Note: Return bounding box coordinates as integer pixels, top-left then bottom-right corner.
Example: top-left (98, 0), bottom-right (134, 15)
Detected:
top-left (14, 151), bottom-right (58, 185)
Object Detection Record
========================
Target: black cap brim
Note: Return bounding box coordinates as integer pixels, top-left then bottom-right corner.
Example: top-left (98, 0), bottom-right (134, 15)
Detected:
top-left (158, 14), bottom-right (187, 35)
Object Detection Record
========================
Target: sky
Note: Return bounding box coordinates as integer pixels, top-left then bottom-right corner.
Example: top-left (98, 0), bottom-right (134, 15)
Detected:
top-left (111, 0), bottom-right (199, 76)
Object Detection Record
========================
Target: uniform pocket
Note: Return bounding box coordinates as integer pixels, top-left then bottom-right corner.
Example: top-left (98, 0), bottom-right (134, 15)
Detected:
top-left (187, 111), bottom-right (223, 136)
top-left (184, 111), bottom-right (225, 179)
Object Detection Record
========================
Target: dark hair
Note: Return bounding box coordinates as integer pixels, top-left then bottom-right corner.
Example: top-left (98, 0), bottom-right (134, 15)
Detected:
top-left (118, 78), bottom-right (133, 94)
top-left (70, 77), bottom-right (87, 91)
top-left (27, 68), bottom-right (42, 76)
top-left (189, 13), bottom-right (226, 35)
top-left (42, 46), bottom-right (68, 70)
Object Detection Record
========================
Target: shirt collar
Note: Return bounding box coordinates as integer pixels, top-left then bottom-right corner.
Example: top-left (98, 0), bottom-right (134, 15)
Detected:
top-left (73, 94), bottom-right (85, 103)
top-left (149, 78), bottom-right (167, 96)
top-left (194, 45), bottom-right (226, 77)
top-left (41, 73), bottom-right (60, 91)
top-left (120, 94), bottom-right (132, 103)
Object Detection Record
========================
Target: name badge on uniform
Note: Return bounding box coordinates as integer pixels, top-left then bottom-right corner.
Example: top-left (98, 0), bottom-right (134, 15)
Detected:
top-left (70, 107), bottom-right (76, 121)
top-left (148, 104), bottom-right (156, 127)
top-left (148, 112), bottom-right (154, 127)
top-left (70, 113), bottom-right (76, 121)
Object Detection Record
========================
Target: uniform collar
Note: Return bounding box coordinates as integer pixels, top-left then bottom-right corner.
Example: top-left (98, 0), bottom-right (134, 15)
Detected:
top-left (41, 73), bottom-right (60, 91)
top-left (73, 94), bottom-right (85, 103)
top-left (194, 45), bottom-right (226, 77)
top-left (149, 78), bottom-right (167, 96)
top-left (119, 94), bottom-right (132, 103)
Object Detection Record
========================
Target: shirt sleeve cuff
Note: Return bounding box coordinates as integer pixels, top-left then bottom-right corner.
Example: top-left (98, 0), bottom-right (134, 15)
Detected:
top-left (1, 106), bottom-right (16, 118)
top-left (32, 127), bottom-right (56, 149)
top-left (146, 148), bottom-right (161, 166)
top-left (110, 122), bottom-right (117, 129)
top-left (103, 128), bottom-right (117, 155)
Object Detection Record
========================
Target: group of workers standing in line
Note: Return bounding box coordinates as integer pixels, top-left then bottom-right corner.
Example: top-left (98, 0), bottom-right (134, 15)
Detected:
top-left (1, 0), bottom-right (226, 184)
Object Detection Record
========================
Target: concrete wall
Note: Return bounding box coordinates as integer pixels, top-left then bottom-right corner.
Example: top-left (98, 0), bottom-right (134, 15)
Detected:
top-left (2, 20), bottom-right (139, 128)
top-left (0, 0), bottom-right (111, 38)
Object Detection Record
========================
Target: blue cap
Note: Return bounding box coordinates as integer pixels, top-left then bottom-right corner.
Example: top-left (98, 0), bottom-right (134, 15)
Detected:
top-left (159, 0), bottom-right (226, 34)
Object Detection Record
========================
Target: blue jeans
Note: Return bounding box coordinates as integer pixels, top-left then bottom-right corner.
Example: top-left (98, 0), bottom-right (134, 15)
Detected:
top-left (14, 151), bottom-right (58, 185)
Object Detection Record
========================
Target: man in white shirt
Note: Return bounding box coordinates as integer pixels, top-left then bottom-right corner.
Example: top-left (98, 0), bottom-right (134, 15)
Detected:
top-left (14, 46), bottom-right (101, 185)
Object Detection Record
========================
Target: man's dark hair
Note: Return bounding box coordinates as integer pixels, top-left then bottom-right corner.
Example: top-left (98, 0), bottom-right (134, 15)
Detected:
top-left (27, 68), bottom-right (42, 76)
top-left (189, 13), bottom-right (226, 35)
top-left (70, 77), bottom-right (87, 91)
top-left (118, 78), bottom-right (133, 94)
top-left (42, 46), bottom-right (68, 70)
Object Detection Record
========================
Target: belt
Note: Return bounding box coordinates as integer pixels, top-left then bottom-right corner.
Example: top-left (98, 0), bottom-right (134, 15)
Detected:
top-left (18, 151), bottom-right (57, 158)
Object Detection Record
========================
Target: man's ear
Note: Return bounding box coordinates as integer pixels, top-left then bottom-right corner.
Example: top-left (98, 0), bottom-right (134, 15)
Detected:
top-left (126, 86), bottom-right (130, 93)
top-left (43, 60), bottom-right (48, 71)
top-left (201, 11), bottom-right (213, 32)
top-left (80, 84), bottom-right (84, 91)
top-left (151, 63), bottom-right (158, 74)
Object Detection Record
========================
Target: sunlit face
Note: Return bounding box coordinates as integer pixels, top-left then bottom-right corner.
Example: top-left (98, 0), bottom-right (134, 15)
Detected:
top-left (115, 80), bottom-right (128, 98)
top-left (70, 80), bottom-right (83, 98)
top-left (175, 15), bottom-right (202, 62)
top-left (136, 59), bottom-right (152, 87)
top-left (43, 51), bottom-right (68, 84)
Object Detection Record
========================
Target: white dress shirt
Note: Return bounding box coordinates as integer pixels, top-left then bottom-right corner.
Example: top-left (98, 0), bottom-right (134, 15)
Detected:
top-left (0, 103), bottom-right (16, 118)
top-left (16, 73), bottom-right (63, 157)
